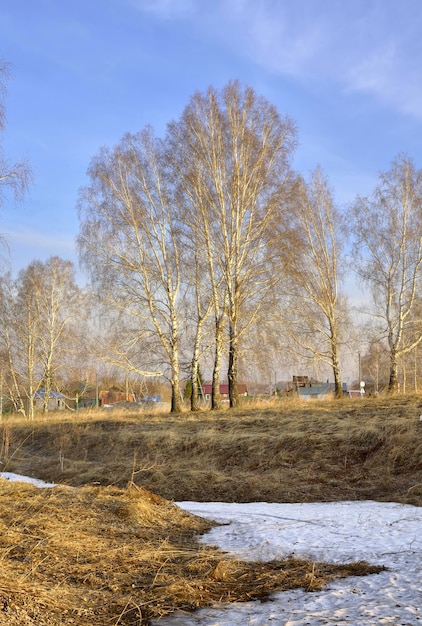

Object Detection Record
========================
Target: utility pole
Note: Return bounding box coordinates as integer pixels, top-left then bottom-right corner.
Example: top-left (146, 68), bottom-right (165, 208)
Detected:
top-left (95, 371), bottom-right (99, 409)
top-left (358, 352), bottom-right (361, 386)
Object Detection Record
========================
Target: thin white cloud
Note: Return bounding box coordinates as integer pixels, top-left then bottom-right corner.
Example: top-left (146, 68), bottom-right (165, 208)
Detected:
top-left (127, 0), bottom-right (197, 19)
top-left (210, 0), bottom-right (422, 122)
top-left (117, 0), bottom-right (422, 123)
top-left (5, 229), bottom-right (75, 253)
top-left (2, 229), bottom-right (78, 275)
top-left (224, 0), bottom-right (330, 76)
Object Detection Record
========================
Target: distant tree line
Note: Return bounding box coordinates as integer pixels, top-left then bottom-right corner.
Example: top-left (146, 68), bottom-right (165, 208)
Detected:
top-left (2, 70), bottom-right (422, 414)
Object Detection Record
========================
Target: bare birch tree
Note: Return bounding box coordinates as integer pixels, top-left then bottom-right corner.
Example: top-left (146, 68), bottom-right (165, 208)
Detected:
top-left (0, 258), bottom-right (83, 416)
top-left (168, 138), bottom-right (227, 410)
top-left (167, 81), bottom-right (297, 407)
top-left (180, 233), bottom-right (214, 411)
top-left (351, 154), bottom-right (422, 393)
top-left (281, 168), bottom-right (347, 396)
top-left (0, 268), bottom-right (43, 417)
top-left (0, 61), bottom-right (32, 211)
top-left (360, 339), bottom-right (390, 393)
top-left (78, 128), bottom-right (183, 412)
top-left (0, 272), bottom-right (29, 414)
top-left (24, 257), bottom-right (82, 412)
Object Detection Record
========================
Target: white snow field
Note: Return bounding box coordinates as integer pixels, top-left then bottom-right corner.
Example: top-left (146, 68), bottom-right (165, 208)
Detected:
top-left (1, 473), bottom-right (420, 625)
top-left (154, 500), bottom-right (422, 626)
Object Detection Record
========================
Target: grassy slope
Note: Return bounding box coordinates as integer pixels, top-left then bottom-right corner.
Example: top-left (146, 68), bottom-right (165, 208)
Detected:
top-left (1, 395), bottom-right (422, 506)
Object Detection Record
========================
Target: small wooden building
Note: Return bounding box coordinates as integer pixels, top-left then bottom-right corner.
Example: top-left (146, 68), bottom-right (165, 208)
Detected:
top-left (34, 390), bottom-right (66, 411)
top-left (202, 383), bottom-right (248, 400)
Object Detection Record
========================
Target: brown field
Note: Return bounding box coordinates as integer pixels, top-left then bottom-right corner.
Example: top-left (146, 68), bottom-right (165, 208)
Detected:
top-left (0, 394), bottom-right (420, 624)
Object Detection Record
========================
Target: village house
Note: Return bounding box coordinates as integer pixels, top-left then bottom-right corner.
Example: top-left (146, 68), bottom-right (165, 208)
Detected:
top-left (201, 383), bottom-right (248, 400)
top-left (34, 389), bottom-right (66, 411)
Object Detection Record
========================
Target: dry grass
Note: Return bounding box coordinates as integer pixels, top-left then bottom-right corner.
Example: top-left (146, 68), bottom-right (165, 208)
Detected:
top-left (0, 480), bottom-right (384, 625)
top-left (1, 394), bottom-right (421, 505)
top-left (0, 394), bottom-right (419, 623)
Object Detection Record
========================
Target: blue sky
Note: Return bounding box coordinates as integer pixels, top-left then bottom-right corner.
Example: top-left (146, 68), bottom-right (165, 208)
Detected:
top-left (1, 0), bottom-right (422, 277)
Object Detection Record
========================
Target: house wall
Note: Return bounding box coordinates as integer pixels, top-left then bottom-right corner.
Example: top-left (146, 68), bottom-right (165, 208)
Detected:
top-left (34, 397), bottom-right (66, 411)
